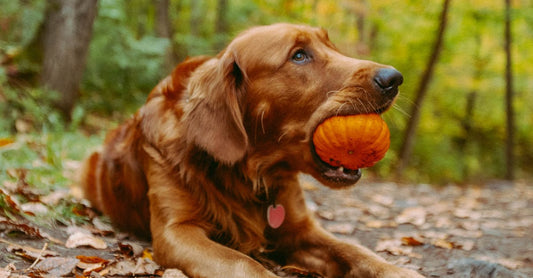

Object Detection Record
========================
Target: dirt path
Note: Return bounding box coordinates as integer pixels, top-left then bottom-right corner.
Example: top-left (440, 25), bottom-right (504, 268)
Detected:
top-left (304, 178), bottom-right (532, 277)
top-left (1, 177), bottom-right (531, 277)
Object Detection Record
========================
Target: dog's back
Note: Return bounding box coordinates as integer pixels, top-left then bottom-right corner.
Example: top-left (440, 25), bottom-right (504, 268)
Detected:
top-left (81, 56), bottom-right (211, 238)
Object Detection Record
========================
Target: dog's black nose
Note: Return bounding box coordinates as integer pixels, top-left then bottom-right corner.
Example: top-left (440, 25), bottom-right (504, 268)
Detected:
top-left (373, 68), bottom-right (403, 96)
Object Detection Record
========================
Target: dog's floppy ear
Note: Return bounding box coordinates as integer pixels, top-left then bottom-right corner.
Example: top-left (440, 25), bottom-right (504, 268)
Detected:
top-left (183, 50), bottom-right (248, 164)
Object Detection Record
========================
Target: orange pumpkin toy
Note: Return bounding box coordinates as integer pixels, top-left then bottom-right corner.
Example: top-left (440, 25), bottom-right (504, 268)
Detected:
top-left (312, 114), bottom-right (390, 170)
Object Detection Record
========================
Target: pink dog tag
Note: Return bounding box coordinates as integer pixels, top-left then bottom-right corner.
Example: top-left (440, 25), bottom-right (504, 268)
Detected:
top-left (267, 204), bottom-right (285, 229)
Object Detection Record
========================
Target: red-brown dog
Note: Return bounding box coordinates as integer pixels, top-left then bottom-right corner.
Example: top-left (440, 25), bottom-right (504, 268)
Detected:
top-left (82, 23), bottom-right (423, 277)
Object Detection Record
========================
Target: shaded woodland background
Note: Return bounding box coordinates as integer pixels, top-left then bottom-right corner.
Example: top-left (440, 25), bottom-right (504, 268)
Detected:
top-left (1, 0), bottom-right (532, 184)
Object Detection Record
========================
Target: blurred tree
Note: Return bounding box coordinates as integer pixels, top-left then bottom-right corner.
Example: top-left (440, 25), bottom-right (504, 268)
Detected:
top-left (154, 0), bottom-right (178, 72)
top-left (214, 0), bottom-right (229, 51)
top-left (190, 0), bottom-right (203, 38)
top-left (396, 0), bottom-right (451, 177)
top-left (504, 0), bottom-right (514, 180)
top-left (40, 0), bottom-right (98, 119)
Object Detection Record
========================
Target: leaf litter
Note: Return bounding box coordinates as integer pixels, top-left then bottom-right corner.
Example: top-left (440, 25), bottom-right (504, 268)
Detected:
top-left (0, 168), bottom-right (531, 277)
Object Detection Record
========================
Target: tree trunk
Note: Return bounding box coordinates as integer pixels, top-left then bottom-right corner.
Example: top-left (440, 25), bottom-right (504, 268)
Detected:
top-left (504, 0), bottom-right (515, 180)
top-left (190, 0), bottom-right (202, 38)
top-left (40, 0), bottom-right (98, 118)
top-left (214, 0), bottom-right (229, 51)
top-left (154, 0), bottom-right (178, 73)
top-left (353, 0), bottom-right (370, 56)
top-left (395, 0), bottom-right (451, 177)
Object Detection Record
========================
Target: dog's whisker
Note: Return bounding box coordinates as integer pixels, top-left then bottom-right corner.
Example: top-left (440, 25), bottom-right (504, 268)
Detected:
top-left (392, 103), bottom-right (411, 118)
top-left (346, 99), bottom-right (357, 111)
top-left (355, 98), bottom-right (367, 113)
top-left (335, 102), bottom-right (349, 116)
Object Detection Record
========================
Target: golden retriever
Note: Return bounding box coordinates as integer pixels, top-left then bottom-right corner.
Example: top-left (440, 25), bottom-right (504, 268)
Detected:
top-left (81, 23), bottom-right (422, 277)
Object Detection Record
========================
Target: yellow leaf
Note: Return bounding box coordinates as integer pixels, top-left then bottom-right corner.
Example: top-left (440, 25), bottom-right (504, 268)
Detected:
top-left (0, 138), bottom-right (15, 148)
top-left (142, 249), bottom-right (153, 260)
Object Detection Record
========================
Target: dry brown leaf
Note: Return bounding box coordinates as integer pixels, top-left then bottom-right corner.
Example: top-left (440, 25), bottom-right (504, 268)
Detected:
top-left (104, 257), bottom-right (160, 276)
top-left (77, 260), bottom-right (108, 276)
top-left (401, 236), bottom-right (424, 246)
top-left (1, 239), bottom-right (58, 260)
top-left (34, 257), bottom-right (79, 277)
top-left (456, 239), bottom-right (475, 251)
top-left (375, 239), bottom-right (413, 256)
top-left (0, 219), bottom-right (45, 239)
top-left (76, 255), bottom-right (109, 264)
top-left (395, 207), bottom-right (427, 226)
top-left (325, 223), bottom-right (355, 235)
top-left (316, 210), bottom-right (335, 220)
top-left (371, 194), bottom-right (394, 206)
top-left (365, 220), bottom-right (398, 229)
top-left (162, 268), bottom-right (189, 278)
top-left (65, 232), bottom-right (107, 249)
top-left (433, 238), bottom-right (455, 249)
top-left (118, 241), bottom-right (144, 257)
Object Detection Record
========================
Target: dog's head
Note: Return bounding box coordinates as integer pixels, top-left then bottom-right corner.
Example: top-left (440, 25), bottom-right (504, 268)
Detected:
top-left (183, 23), bottom-right (402, 188)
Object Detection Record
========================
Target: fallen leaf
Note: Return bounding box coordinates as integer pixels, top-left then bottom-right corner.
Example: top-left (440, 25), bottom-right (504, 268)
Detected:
top-left (0, 219), bottom-right (45, 239)
top-left (65, 232), bottom-right (107, 249)
top-left (76, 257), bottom-right (109, 276)
top-left (0, 189), bottom-right (23, 215)
top-left (371, 194), bottom-right (394, 206)
top-left (40, 190), bottom-right (69, 206)
top-left (455, 239), bottom-right (475, 251)
top-left (76, 255), bottom-right (109, 264)
top-left (20, 202), bottom-right (49, 215)
top-left (0, 263), bottom-right (16, 278)
top-left (92, 217), bottom-right (114, 235)
top-left (364, 220), bottom-right (398, 229)
top-left (118, 241), bottom-right (144, 257)
top-left (0, 138), bottom-right (15, 148)
top-left (375, 239), bottom-right (413, 256)
top-left (34, 257), bottom-right (79, 277)
top-left (364, 204), bottom-right (390, 219)
top-left (433, 238), bottom-right (455, 249)
top-left (316, 210), bottom-right (335, 220)
top-left (395, 207), bottom-right (427, 227)
top-left (104, 257), bottom-right (160, 276)
top-left (162, 268), bottom-right (189, 278)
top-left (325, 223), bottom-right (355, 235)
top-left (401, 237), bottom-right (424, 246)
top-left (142, 249), bottom-right (153, 260)
top-left (78, 261), bottom-right (107, 276)
top-left (1, 239), bottom-right (58, 260)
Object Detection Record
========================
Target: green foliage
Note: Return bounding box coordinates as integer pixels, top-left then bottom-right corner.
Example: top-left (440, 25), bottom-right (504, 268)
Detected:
top-left (0, 0), bottom-right (532, 184)
top-left (82, 0), bottom-right (169, 114)
top-left (0, 131), bottom-right (103, 226)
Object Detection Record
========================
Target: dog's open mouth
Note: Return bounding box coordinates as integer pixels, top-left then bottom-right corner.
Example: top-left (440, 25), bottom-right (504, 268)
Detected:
top-left (310, 140), bottom-right (362, 186)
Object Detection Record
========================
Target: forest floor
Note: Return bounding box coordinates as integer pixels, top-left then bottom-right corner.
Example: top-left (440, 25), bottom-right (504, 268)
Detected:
top-left (0, 170), bottom-right (531, 277)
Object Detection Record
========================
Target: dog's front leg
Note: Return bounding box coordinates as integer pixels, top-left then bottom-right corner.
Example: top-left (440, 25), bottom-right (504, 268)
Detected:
top-left (147, 183), bottom-right (278, 277)
top-left (151, 223), bottom-right (278, 278)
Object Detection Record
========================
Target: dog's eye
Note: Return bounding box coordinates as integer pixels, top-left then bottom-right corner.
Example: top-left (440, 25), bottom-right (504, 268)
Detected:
top-left (292, 50), bottom-right (310, 64)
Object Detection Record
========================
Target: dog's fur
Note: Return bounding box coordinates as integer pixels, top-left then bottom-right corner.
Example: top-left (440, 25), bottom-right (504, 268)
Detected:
top-left (81, 23), bottom-right (422, 277)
